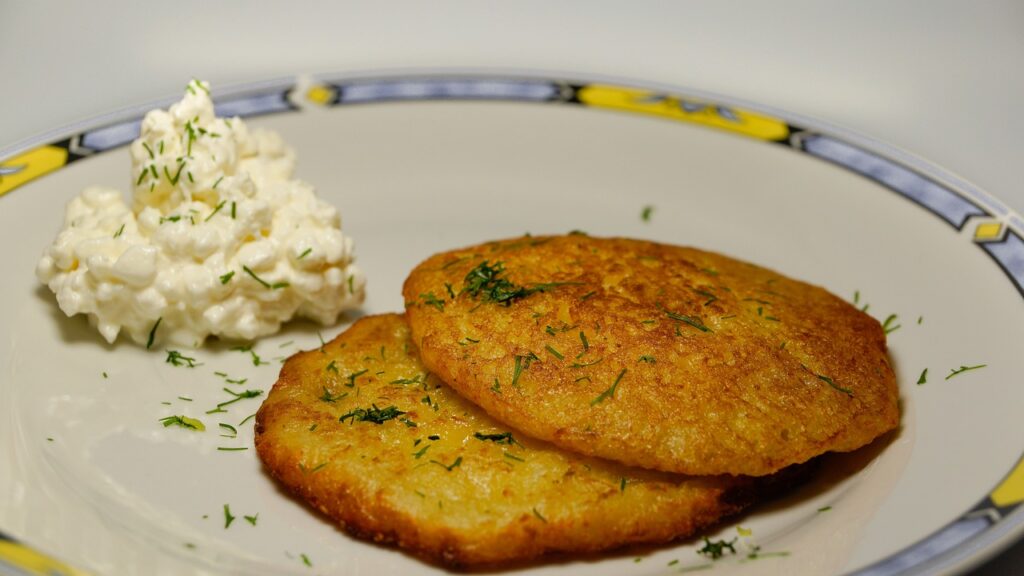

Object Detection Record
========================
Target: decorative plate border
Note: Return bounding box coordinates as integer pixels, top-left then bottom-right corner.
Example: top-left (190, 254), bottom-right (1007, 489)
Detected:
top-left (1, 72), bottom-right (1021, 576)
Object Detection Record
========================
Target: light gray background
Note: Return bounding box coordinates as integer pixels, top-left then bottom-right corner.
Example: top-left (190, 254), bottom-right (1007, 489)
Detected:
top-left (1, 1), bottom-right (1021, 574)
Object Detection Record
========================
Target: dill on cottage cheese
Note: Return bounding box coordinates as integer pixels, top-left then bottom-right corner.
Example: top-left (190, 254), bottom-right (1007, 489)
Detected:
top-left (36, 79), bottom-right (365, 347)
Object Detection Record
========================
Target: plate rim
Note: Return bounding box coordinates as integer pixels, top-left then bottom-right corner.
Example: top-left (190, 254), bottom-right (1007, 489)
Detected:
top-left (1, 67), bottom-right (1022, 576)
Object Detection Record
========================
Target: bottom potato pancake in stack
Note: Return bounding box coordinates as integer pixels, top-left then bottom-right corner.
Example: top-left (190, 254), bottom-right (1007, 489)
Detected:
top-left (255, 314), bottom-right (805, 566)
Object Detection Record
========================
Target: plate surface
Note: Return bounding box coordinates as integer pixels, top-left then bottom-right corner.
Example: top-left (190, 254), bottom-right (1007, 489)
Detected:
top-left (1, 72), bottom-right (1023, 576)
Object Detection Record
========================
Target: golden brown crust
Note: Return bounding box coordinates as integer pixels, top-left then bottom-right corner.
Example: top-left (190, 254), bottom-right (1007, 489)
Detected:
top-left (402, 235), bottom-right (899, 477)
top-left (255, 314), bottom-right (782, 567)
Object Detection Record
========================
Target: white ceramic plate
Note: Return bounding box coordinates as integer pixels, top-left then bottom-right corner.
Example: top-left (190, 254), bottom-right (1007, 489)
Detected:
top-left (2, 72), bottom-right (1023, 576)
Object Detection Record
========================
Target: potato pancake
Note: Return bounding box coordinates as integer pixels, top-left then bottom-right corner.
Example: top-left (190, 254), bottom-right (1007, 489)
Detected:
top-left (255, 314), bottom-right (793, 566)
top-left (403, 234), bottom-right (898, 477)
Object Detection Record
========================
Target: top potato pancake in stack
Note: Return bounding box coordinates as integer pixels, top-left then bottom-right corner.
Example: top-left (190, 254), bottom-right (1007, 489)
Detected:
top-left (403, 234), bottom-right (899, 477)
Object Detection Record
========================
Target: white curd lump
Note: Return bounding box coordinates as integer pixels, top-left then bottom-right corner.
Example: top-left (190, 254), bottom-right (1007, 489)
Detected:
top-left (37, 80), bottom-right (366, 347)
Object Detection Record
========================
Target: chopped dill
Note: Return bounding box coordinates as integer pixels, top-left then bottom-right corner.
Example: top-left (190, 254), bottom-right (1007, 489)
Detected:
top-left (217, 447), bottom-right (247, 451)
top-left (346, 368), bottom-right (369, 388)
top-left (746, 545), bottom-right (790, 560)
top-left (419, 292), bottom-right (445, 311)
top-left (113, 223), bottom-right (126, 238)
top-left (219, 270), bottom-right (235, 284)
top-left (430, 456), bottom-right (463, 472)
top-left (339, 404), bottom-right (405, 424)
top-left (591, 369), bottom-right (627, 406)
top-left (165, 350), bottom-right (199, 367)
top-left (242, 265), bottom-right (272, 289)
top-left (818, 374), bottom-right (853, 396)
top-left (444, 282), bottom-right (455, 299)
top-left (946, 364), bottom-right (987, 380)
top-left (818, 506), bottom-right (832, 512)
top-left (210, 388), bottom-right (263, 412)
top-left (917, 368), bottom-right (928, 385)
top-left (504, 451), bottom-right (525, 463)
top-left (882, 314), bottom-right (901, 335)
top-left (223, 504), bottom-right (235, 528)
top-left (164, 163), bottom-right (185, 186)
top-left (440, 255), bottom-right (472, 269)
top-left (230, 345), bottom-right (265, 366)
top-left (580, 290), bottom-right (597, 301)
top-left (390, 373), bottom-right (424, 386)
top-left (532, 507), bottom-right (548, 522)
top-left (544, 345), bottom-right (564, 360)
top-left (297, 247), bottom-right (312, 260)
top-left (664, 309), bottom-right (712, 332)
top-left (512, 355), bottom-right (525, 387)
top-left (473, 431), bottom-right (520, 446)
top-left (638, 355), bottom-right (656, 364)
top-left (325, 360), bottom-right (339, 374)
top-left (461, 260), bottom-right (579, 306)
top-left (205, 201), bottom-right (226, 221)
top-left (571, 357), bottom-right (603, 368)
top-left (413, 445), bottom-right (430, 459)
top-left (696, 537), bottom-right (737, 559)
top-left (147, 317), bottom-right (162, 349)
top-left (579, 331), bottom-right (589, 351)
top-left (319, 387), bottom-right (347, 403)
top-left (159, 415), bottom-right (205, 431)
top-left (693, 288), bottom-right (717, 306)
top-left (640, 205), bottom-right (654, 222)
top-left (214, 371), bottom-right (247, 385)
top-left (244, 514), bottom-right (258, 526)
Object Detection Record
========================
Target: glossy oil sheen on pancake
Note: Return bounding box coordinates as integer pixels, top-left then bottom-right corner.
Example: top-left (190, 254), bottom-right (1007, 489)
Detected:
top-left (403, 235), bottom-right (899, 477)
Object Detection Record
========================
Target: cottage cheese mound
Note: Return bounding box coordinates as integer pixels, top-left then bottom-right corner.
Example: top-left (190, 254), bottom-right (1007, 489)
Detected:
top-left (36, 80), bottom-right (365, 347)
